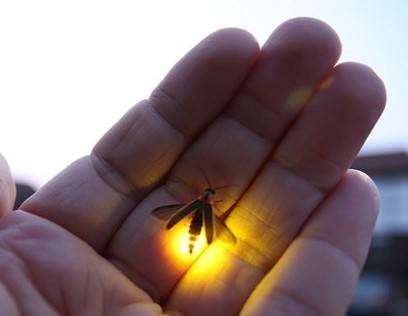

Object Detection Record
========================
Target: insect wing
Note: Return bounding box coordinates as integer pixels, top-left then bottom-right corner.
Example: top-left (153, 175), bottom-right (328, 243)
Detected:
top-left (166, 199), bottom-right (202, 230)
top-left (152, 204), bottom-right (185, 220)
top-left (203, 203), bottom-right (214, 244)
top-left (214, 216), bottom-right (237, 245)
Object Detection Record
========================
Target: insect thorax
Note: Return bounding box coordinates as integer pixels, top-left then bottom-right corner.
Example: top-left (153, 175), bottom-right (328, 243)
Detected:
top-left (200, 188), bottom-right (215, 203)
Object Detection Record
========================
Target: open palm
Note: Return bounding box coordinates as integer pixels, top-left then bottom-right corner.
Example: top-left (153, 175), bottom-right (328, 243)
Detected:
top-left (0, 18), bottom-right (386, 316)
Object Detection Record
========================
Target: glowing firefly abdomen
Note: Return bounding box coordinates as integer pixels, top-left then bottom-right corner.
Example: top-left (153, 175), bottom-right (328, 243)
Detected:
top-left (188, 209), bottom-right (203, 254)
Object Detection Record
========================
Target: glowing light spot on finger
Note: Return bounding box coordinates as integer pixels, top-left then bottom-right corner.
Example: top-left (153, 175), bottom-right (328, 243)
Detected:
top-left (318, 75), bottom-right (334, 91)
top-left (192, 243), bottom-right (226, 272)
top-left (180, 244), bottom-right (227, 282)
top-left (286, 86), bottom-right (313, 112)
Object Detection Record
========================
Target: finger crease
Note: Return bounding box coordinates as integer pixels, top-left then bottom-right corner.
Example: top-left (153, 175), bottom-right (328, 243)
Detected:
top-left (222, 113), bottom-right (272, 147)
top-left (89, 154), bottom-right (144, 202)
top-left (150, 87), bottom-right (192, 139)
top-left (272, 158), bottom-right (329, 195)
top-left (270, 284), bottom-right (325, 316)
top-left (299, 235), bottom-right (362, 273)
top-left (238, 89), bottom-right (283, 118)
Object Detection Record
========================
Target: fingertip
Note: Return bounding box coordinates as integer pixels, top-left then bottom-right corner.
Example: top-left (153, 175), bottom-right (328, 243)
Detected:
top-left (303, 168), bottom-right (381, 270)
top-left (208, 27), bottom-right (259, 46)
top-left (265, 17), bottom-right (342, 67)
top-left (344, 168), bottom-right (380, 218)
top-left (332, 62), bottom-right (386, 118)
top-left (149, 27), bottom-right (261, 137)
top-left (187, 27), bottom-right (260, 73)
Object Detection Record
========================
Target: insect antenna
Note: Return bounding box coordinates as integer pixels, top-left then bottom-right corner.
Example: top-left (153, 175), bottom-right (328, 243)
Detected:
top-left (199, 167), bottom-right (213, 188)
top-left (198, 168), bottom-right (239, 192)
top-left (212, 184), bottom-right (239, 191)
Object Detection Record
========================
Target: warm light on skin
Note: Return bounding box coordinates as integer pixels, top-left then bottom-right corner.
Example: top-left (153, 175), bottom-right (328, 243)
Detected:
top-left (169, 218), bottom-right (240, 274)
top-left (166, 218), bottom-right (207, 264)
top-left (169, 243), bottom-right (235, 299)
top-left (186, 245), bottom-right (227, 282)
top-left (318, 75), bottom-right (334, 91)
top-left (286, 79), bottom-right (335, 113)
top-left (161, 205), bottom-right (272, 271)
top-left (190, 243), bottom-right (228, 273)
top-left (286, 86), bottom-right (313, 112)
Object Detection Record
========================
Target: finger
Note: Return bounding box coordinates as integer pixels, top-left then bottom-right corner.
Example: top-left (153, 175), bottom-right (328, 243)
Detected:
top-left (240, 170), bottom-right (379, 316)
top-left (227, 62), bottom-right (386, 265)
top-left (165, 62), bottom-right (385, 314)
top-left (21, 29), bottom-right (259, 250)
top-left (227, 17), bottom-right (341, 144)
top-left (0, 154), bottom-right (15, 216)
top-left (107, 18), bottom-right (341, 302)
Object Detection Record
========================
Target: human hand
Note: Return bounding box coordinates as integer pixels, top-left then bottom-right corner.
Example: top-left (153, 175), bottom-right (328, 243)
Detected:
top-left (0, 18), bottom-right (385, 316)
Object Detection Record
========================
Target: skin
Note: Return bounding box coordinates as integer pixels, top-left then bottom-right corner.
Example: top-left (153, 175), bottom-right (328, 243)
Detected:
top-left (0, 18), bottom-right (386, 316)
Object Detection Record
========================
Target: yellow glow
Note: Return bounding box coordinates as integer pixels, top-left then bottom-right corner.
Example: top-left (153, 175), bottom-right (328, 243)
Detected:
top-left (286, 86), bottom-right (313, 112)
top-left (318, 75), bottom-right (334, 91)
top-left (174, 243), bottom-right (232, 294)
top-left (166, 221), bottom-right (207, 264)
top-left (191, 243), bottom-right (227, 272)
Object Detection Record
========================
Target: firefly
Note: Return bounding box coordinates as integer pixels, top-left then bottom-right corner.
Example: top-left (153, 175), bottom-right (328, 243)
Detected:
top-left (152, 175), bottom-right (236, 254)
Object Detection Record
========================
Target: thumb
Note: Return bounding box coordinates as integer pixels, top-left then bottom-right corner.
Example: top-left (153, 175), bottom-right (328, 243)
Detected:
top-left (0, 154), bottom-right (16, 216)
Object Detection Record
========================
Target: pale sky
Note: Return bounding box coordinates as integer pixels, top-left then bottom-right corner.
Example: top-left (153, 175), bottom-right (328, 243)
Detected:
top-left (0, 0), bottom-right (406, 187)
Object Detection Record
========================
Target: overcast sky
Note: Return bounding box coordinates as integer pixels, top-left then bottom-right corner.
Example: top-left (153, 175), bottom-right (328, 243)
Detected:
top-left (0, 0), bottom-right (406, 186)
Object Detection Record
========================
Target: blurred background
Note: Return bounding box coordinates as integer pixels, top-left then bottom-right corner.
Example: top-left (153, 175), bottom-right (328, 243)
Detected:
top-left (0, 1), bottom-right (407, 314)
